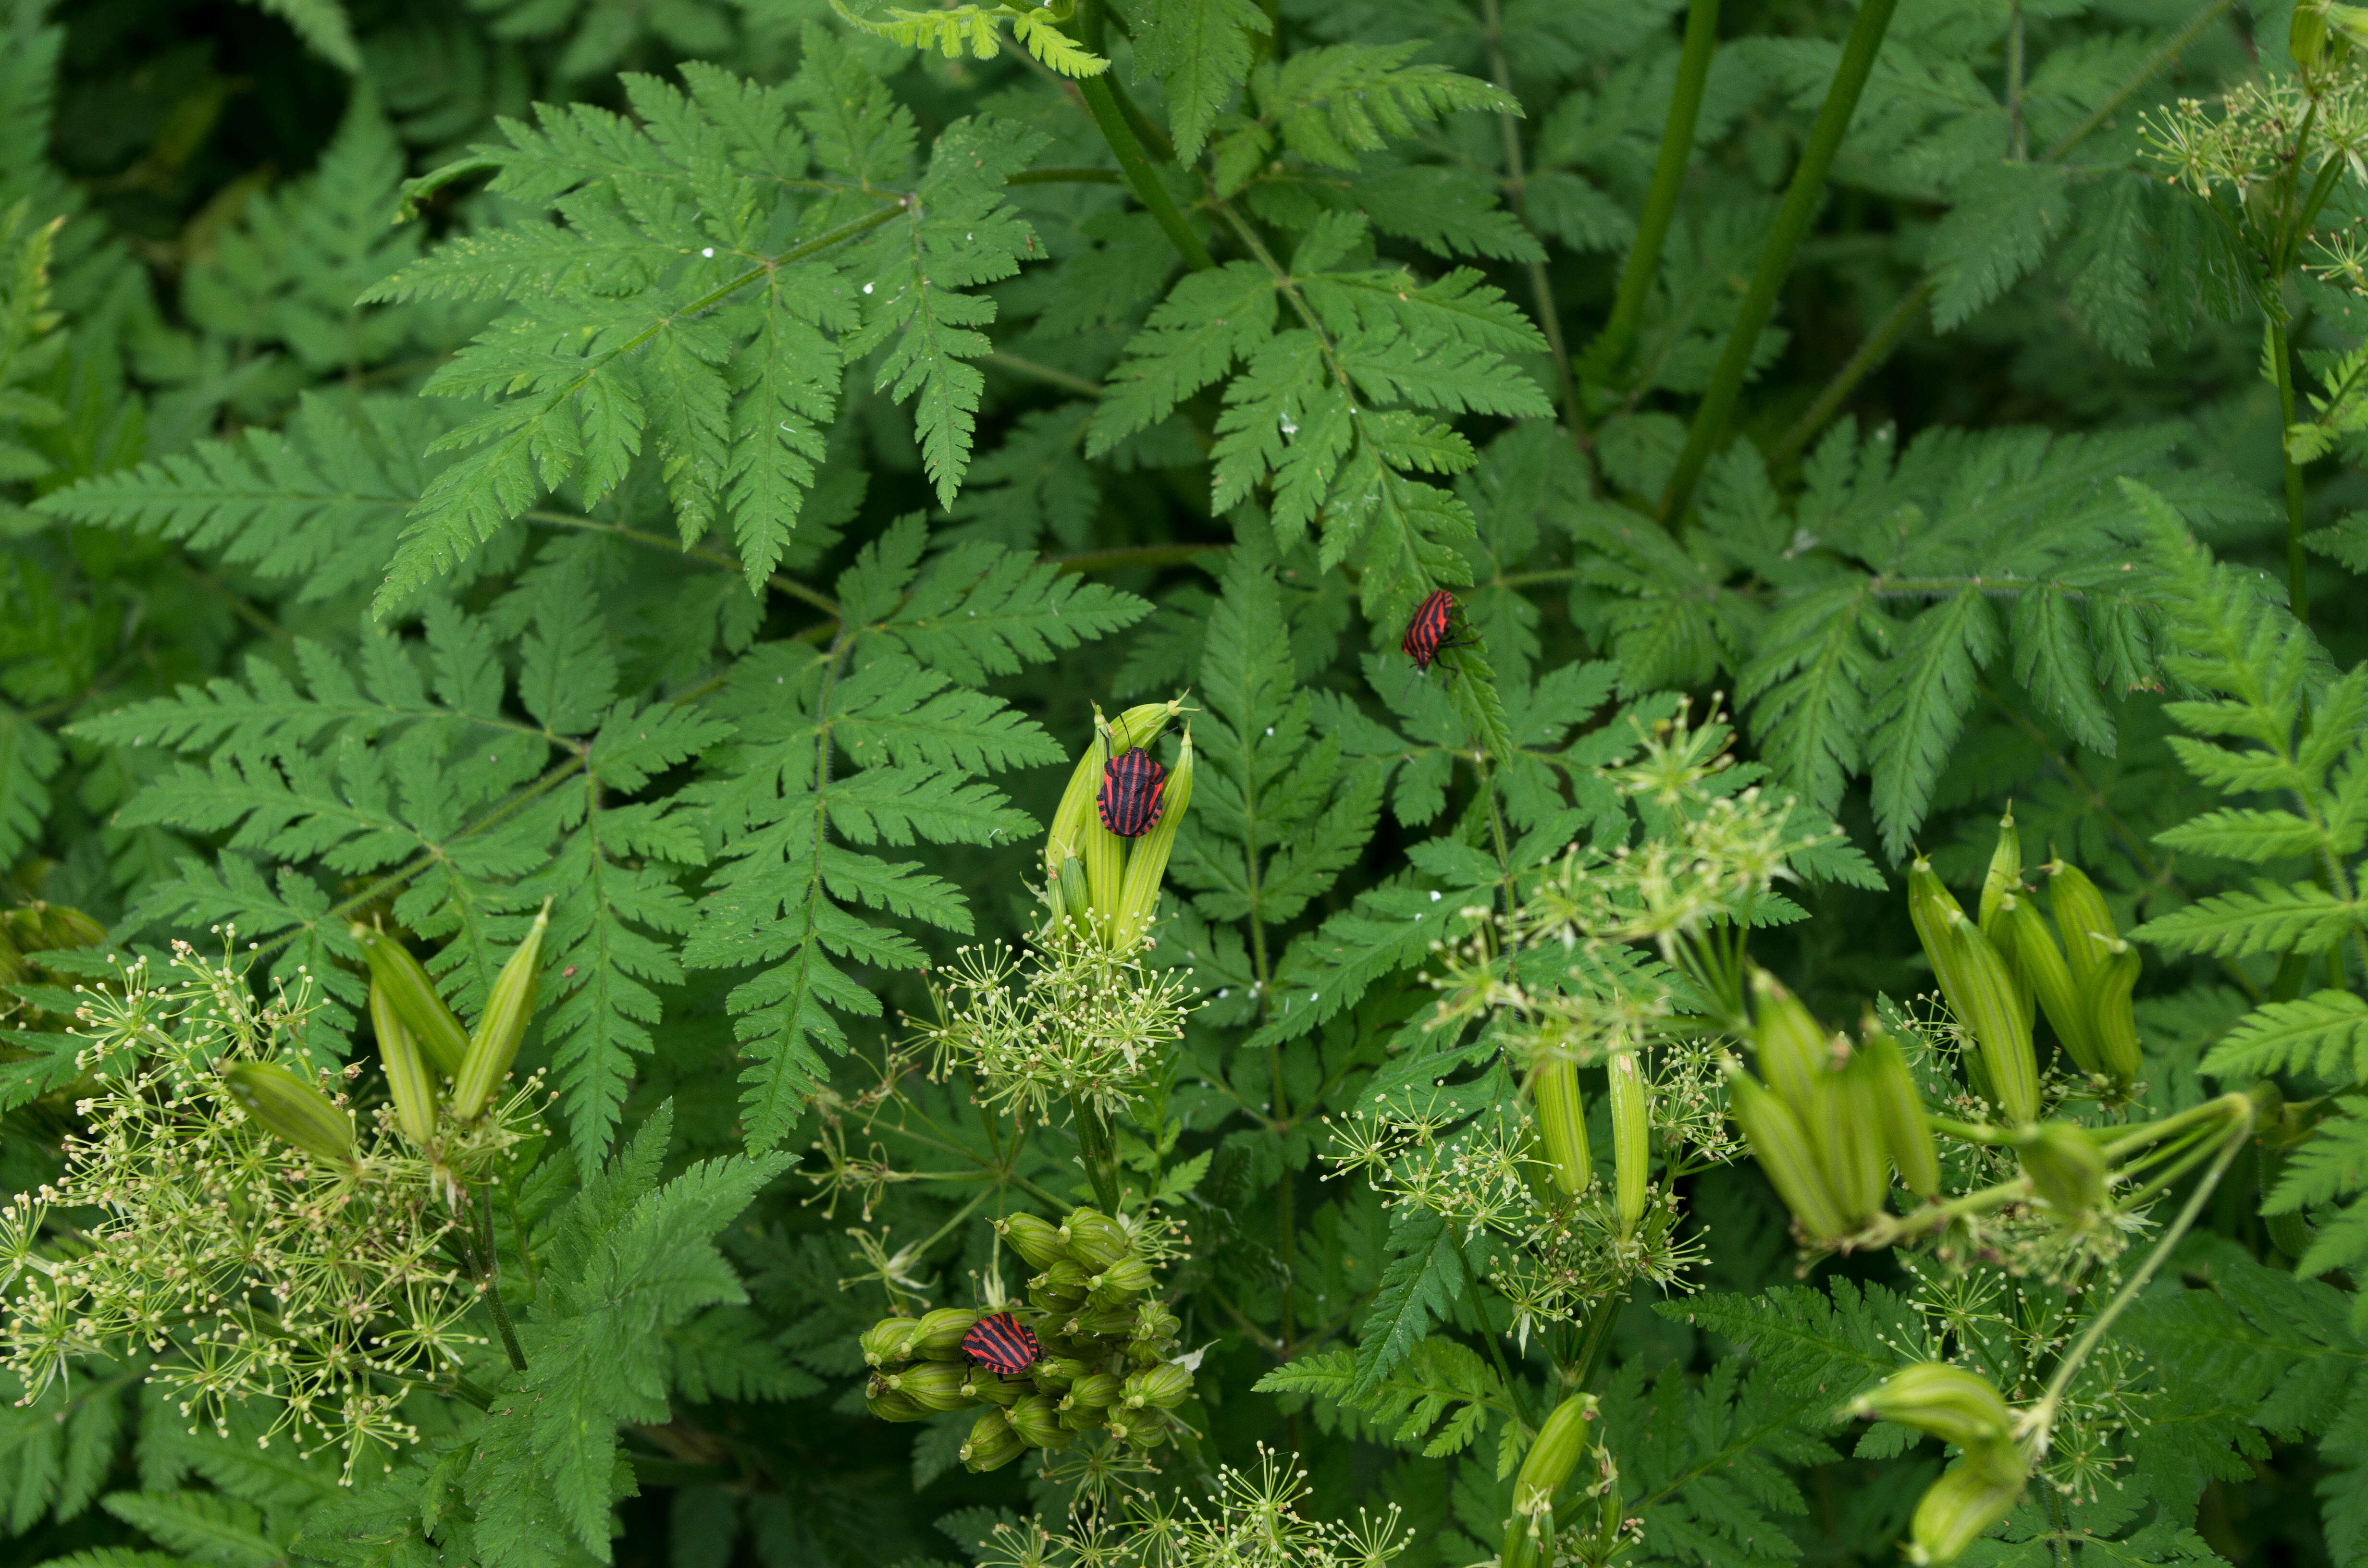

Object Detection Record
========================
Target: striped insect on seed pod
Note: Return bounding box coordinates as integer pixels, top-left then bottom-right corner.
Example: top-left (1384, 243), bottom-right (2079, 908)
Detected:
top-left (1400, 588), bottom-right (1472, 672)
top-left (961, 1311), bottom-right (1043, 1376)
top-left (1096, 748), bottom-right (1168, 839)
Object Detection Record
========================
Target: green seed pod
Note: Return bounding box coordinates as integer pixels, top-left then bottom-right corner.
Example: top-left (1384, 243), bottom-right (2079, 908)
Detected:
top-left (1087, 1256), bottom-right (1154, 1298)
top-left (861, 1317), bottom-right (926, 1368)
top-left (1531, 1055), bottom-right (1592, 1198)
top-left (1939, 909), bottom-right (2040, 1124)
top-left (1034, 1260), bottom-right (1093, 1295)
top-left (1007, 1395), bottom-right (1073, 1449)
top-left (1750, 969), bottom-right (1827, 1121)
top-left (1512, 1391), bottom-right (1595, 1518)
top-left (1029, 1280), bottom-right (1086, 1315)
top-left (1844, 1362), bottom-right (2013, 1447)
top-left (2087, 939), bottom-right (2142, 1082)
top-left (2296, 0), bottom-right (2332, 74)
top-left (1031, 1355), bottom-right (1089, 1392)
top-left (997, 1213), bottom-right (1070, 1272)
top-left (2016, 1123), bottom-right (2108, 1216)
top-left (1044, 700), bottom-right (1184, 886)
top-left (1054, 854), bottom-right (1091, 926)
top-left (1907, 1440), bottom-right (2027, 1566)
top-left (1058, 1401), bottom-right (1109, 1431)
top-left (2046, 862), bottom-right (2116, 984)
top-left (1112, 730), bottom-right (1196, 951)
top-left (1607, 1051), bottom-right (1650, 1240)
top-left (2002, 894), bottom-right (2102, 1075)
top-left (1813, 1047), bottom-right (1887, 1229)
top-left (959, 1408), bottom-right (1025, 1472)
top-left (450, 899), bottom-right (552, 1122)
top-left (1061, 1210), bottom-right (1130, 1270)
top-left (913, 1308), bottom-right (982, 1360)
top-left (962, 1366), bottom-right (1029, 1407)
top-left (1907, 858), bottom-right (1969, 971)
top-left (864, 1376), bottom-right (927, 1423)
top-left (1120, 1413), bottom-right (1168, 1450)
top-left (1122, 1363), bottom-right (1193, 1409)
top-left (1977, 812), bottom-right (2034, 1029)
top-left (37, 904), bottom-right (107, 950)
top-left (371, 982), bottom-right (440, 1147)
top-left (883, 1360), bottom-right (971, 1412)
top-left (1862, 1028), bottom-right (1940, 1200)
top-left (351, 923), bottom-right (471, 1077)
top-left (222, 1062), bottom-right (357, 1170)
top-left (1066, 1372), bottom-right (1122, 1409)
top-left (1727, 1069), bottom-right (1851, 1241)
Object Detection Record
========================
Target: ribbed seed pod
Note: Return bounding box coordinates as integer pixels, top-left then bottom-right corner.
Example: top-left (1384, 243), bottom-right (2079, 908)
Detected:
top-left (997, 1213), bottom-right (1070, 1272)
top-left (1044, 701), bottom-right (1183, 885)
top-left (1814, 1047), bottom-right (1887, 1228)
top-left (1066, 1372), bottom-right (1123, 1409)
top-left (1862, 1029), bottom-right (1940, 1199)
top-left (2087, 939), bottom-right (2143, 1081)
top-left (1938, 909), bottom-right (2040, 1124)
top-left (2047, 862), bottom-right (2116, 983)
top-left (962, 1367), bottom-right (1029, 1407)
top-left (1513, 1391), bottom-right (1595, 1520)
top-left (1844, 1363), bottom-right (2012, 1446)
top-left (1007, 1395), bottom-right (1073, 1449)
top-left (1034, 1260), bottom-right (1093, 1296)
top-left (1532, 1056), bottom-right (1591, 1198)
top-left (883, 1360), bottom-right (971, 1412)
top-left (865, 1377), bottom-right (927, 1422)
top-left (1977, 813), bottom-right (2033, 1029)
top-left (1031, 1356), bottom-right (1089, 1392)
top-left (960, 1408), bottom-right (1025, 1472)
top-left (37, 904), bottom-right (108, 950)
top-left (2015, 1123), bottom-right (2107, 1216)
top-left (450, 899), bottom-right (551, 1121)
top-left (1121, 1413), bottom-right (1168, 1449)
top-left (222, 1062), bottom-right (357, 1170)
top-left (1111, 731), bottom-right (1196, 951)
top-left (2002, 894), bottom-right (2102, 1075)
top-left (1907, 859), bottom-right (1968, 969)
top-left (352, 922), bottom-right (471, 1076)
top-left (1029, 1280), bottom-right (1085, 1315)
top-left (1750, 969), bottom-right (1827, 1120)
top-left (1122, 1363), bottom-right (1193, 1409)
top-left (861, 1318), bottom-right (926, 1368)
top-left (371, 981), bottom-right (440, 1147)
top-left (1607, 1052), bottom-right (1650, 1239)
top-left (1058, 1402), bottom-right (1109, 1432)
top-left (1086, 1256), bottom-right (1153, 1297)
top-left (1907, 1440), bottom-right (2027, 1566)
top-left (1727, 1070), bottom-right (1851, 1241)
top-left (913, 1308), bottom-right (983, 1360)
top-left (1061, 1210), bottom-right (1130, 1269)
top-left (1053, 855), bottom-right (1090, 926)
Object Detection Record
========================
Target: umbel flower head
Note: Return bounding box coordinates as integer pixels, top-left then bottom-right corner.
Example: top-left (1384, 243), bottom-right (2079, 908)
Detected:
top-left (0, 937), bottom-right (540, 1480)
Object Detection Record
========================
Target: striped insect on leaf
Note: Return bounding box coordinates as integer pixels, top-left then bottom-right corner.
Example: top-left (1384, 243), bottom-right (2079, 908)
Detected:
top-left (1400, 588), bottom-right (1477, 673)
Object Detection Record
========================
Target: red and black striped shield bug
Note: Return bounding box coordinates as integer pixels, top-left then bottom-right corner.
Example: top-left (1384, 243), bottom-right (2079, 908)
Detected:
top-left (1401, 588), bottom-right (1477, 673)
top-left (961, 1311), bottom-right (1041, 1376)
top-left (1097, 747), bottom-right (1169, 838)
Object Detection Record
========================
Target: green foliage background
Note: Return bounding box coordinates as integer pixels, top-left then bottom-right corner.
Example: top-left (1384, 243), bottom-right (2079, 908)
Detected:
top-left (0, 0), bottom-right (2365, 1562)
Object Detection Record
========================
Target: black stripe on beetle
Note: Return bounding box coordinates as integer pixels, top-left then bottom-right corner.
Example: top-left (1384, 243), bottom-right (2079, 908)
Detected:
top-left (961, 1311), bottom-right (1041, 1376)
top-left (1401, 589), bottom-right (1476, 673)
top-left (1097, 748), bottom-right (1169, 838)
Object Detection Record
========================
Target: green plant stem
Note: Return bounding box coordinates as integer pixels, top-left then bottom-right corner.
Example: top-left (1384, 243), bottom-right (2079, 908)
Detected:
top-left (1077, 75), bottom-right (1213, 271)
top-left (1566, 1294), bottom-right (1623, 1393)
top-left (1768, 0), bottom-right (2238, 466)
top-left (1480, 0), bottom-right (1583, 445)
top-left (1007, 167), bottom-right (1124, 185)
top-left (2024, 1111), bottom-right (2249, 1457)
top-left (1590, 0), bottom-right (1719, 376)
top-left (476, 1185), bottom-right (529, 1372)
top-left (1073, 1), bottom-right (1176, 162)
top-left (1661, 0), bottom-right (1899, 527)
top-left (1468, 1272), bottom-right (1535, 1426)
top-left (2269, 314), bottom-right (2311, 622)
top-left (1071, 1092), bottom-right (1123, 1212)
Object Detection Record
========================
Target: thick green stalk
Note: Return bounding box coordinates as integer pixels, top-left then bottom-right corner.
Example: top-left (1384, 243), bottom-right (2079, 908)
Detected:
top-left (1072, 1092), bottom-right (1123, 1213)
top-left (2269, 314), bottom-right (2310, 623)
top-left (1480, 0), bottom-right (1584, 443)
top-left (1768, 0), bottom-right (2238, 466)
top-left (1661, 0), bottom-right (1899, 527)
top-left (1590, 0), bottom-right (1719, 375)
top-left (1078, 75), bottom-right (1214, 271)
